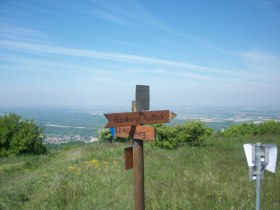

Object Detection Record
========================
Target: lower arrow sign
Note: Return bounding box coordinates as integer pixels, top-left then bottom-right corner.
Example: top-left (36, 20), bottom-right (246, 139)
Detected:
top-left (115, 125), bottom-right (156, 141)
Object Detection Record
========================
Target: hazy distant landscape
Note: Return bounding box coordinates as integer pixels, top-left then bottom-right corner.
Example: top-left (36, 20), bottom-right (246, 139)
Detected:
top-left (1, 106), bottom-right (279, 144)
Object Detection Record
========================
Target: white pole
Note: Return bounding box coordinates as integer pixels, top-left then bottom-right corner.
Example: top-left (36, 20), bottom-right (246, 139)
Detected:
top-left (255, 143), bottom-right (262, 210)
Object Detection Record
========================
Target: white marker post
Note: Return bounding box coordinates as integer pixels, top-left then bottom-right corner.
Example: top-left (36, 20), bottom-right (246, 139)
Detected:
top-left (255, 143), bottom-right (262, 210)
top-left (243, 143), bottom-right (278, 210)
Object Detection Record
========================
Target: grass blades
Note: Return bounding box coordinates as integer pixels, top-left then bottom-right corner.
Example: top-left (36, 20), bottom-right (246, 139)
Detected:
top-left (0, 136), bottom-right (280, 209)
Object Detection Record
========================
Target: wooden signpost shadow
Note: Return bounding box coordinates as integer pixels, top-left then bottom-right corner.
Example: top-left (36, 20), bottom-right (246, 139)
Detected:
top-left (104, 85), bottom-right (176, 210)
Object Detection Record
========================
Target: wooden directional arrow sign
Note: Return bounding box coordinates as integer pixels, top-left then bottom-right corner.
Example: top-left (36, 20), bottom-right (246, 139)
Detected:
top-left (104, 110), bottom-right (176, 128)
top-left (169, 111), bottom-right (177, 121)
top-left (115, 126), bottom-right (156, 141)
top-left (142, 110), bottom-right (170, 125)
top-left (104, 112), bottom-right (141, 128)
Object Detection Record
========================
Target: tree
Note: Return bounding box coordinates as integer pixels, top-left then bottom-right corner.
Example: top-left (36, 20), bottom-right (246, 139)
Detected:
top-left (0, 113), bottom-right (47, 156)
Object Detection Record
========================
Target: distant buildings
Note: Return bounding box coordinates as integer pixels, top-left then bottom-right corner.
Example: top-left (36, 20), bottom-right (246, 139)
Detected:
top-left (43, 135), bottom-right (98, 144)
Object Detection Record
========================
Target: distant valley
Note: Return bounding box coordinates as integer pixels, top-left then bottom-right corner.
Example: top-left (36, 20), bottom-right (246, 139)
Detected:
top-left (1, 106), bottom-right (279, 144)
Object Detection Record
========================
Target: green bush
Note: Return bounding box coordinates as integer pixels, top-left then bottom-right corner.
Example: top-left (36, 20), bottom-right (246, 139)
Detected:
top-left (153, 124), bottom-right (177, 149)
top-left (154, 121), bottom-right (213, 149)
top-left (223, 120), bottom-right (280, 137)
top-left (98, 128), bottom-right (128, 143)
top-left (257, 120), bottom-right (280, 135)
top-left (0, 113), bottom-right (47, 156)
top-left (98, 128), bottom-right (113, 142)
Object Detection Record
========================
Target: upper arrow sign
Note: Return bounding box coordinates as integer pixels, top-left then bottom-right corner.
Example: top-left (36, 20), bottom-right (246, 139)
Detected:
top-left (104, 112), bottom-right (141, 128)
top-left (104, 110), bottom-right (176, 128)
top-left (141, 110), bottom-right (170, 125)
top-left (169, 111), bottom-right (177, 121)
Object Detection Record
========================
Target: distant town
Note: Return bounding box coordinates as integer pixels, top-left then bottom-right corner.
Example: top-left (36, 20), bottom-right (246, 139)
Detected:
top-left (44, 135), bottom-right (99, 144)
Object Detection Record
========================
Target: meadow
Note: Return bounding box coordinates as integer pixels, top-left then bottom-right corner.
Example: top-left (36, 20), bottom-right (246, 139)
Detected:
top-left (0, 135), bottom-right (279, 210)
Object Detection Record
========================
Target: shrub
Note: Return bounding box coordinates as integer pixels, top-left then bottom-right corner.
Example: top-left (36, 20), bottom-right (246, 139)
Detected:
top-left (153, 124), bottom-right (177, 149)
top-left (98, 128), bottom-right (113, 142)
top-left (223, 123), bottom-right (254, 137)
top-left (153, 121), bottom-right (213, 149)
top-left (97, 128), bottom-right (128, 143)
top-left (176, 121), bottom-right (213, 146)
top-left (0, 113), bottom-right (47, 156)
top-left (257, 120), bottom-right (280, 135)
top-left (223, 120), bottom-right (280, 137)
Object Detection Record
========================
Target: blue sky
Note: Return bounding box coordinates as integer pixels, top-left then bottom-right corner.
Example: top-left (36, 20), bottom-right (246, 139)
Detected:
top-left (0, 0), bottom-right (280, 108)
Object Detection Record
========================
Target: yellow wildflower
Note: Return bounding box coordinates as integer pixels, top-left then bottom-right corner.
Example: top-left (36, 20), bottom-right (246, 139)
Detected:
top-left (89, 159), bottom-right (100, 168)
top-left (68, 166), bottom-right (80, 173)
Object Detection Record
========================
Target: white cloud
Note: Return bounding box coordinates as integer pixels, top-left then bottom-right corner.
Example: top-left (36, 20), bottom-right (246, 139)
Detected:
top-left (239, 48), bottom-right (280, 73)
top-left (125, 67), bottom-right (212, 80)
top-left (0, 40), bottom-right (226, 72)
top-left (2, 39), bottom-right (275, 85)
top-left (0, 24), bottom-right (50, 43)
top-left (92, 9), bottom-right (130, 25)
top-left (90, 0), bottom-right (165, 28)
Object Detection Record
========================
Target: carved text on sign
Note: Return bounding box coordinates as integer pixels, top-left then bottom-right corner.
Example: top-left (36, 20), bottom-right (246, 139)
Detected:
top-left (141, 110), bottom-right (169, 124)
top-left (115, 126), bottom-right (156, 141)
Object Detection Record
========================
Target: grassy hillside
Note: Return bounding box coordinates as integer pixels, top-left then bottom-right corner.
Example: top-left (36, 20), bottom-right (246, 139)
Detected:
top-left (0, 136), bottom-right (279, 210)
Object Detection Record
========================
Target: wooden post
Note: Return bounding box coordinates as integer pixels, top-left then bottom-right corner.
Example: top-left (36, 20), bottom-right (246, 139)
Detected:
top-left (133, 99), bottom-right (145, 210)
top-left (133, 85), bottom-right (149, 210)
top-left (133, 139), bottom-right (144, 210)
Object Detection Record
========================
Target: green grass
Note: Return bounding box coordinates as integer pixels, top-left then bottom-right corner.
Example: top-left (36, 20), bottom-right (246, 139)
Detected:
top-left (0, 136), bottom-right (280, 210)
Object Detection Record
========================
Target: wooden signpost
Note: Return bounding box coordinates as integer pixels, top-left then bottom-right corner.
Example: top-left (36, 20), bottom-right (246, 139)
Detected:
top-left (104, 85), bottom-right (176, 210)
